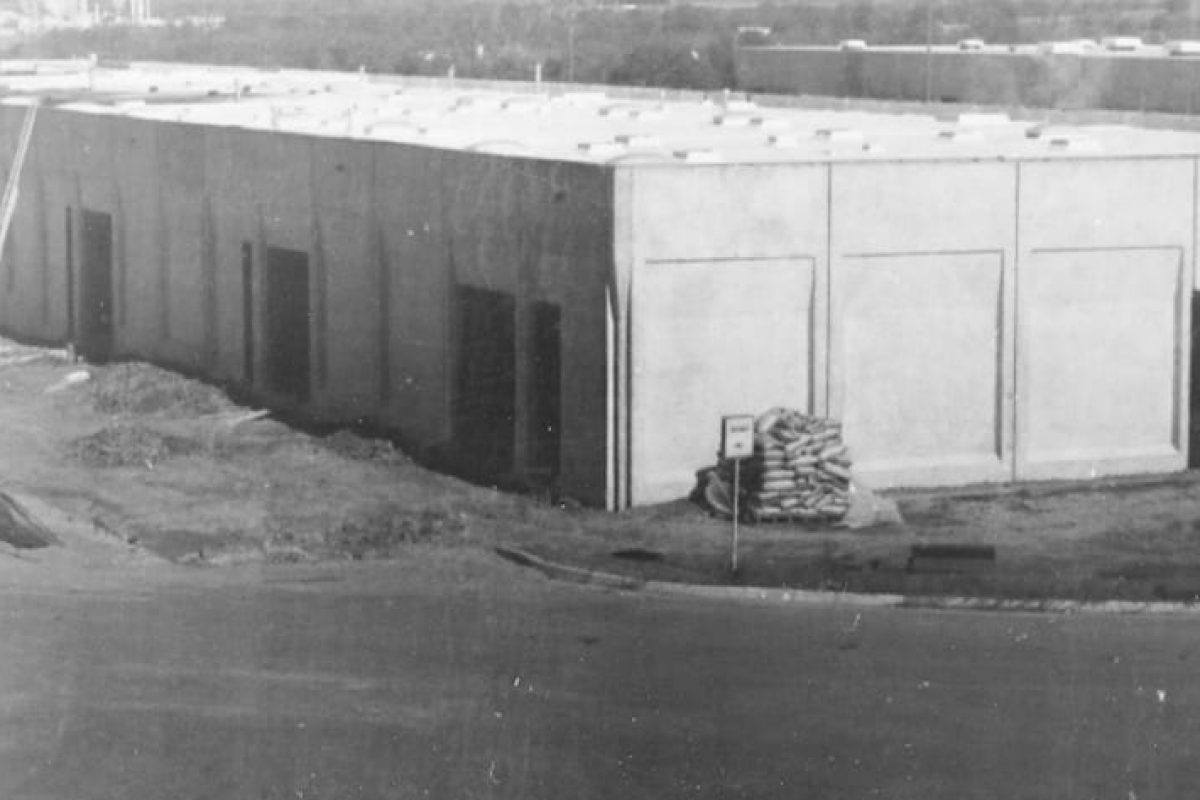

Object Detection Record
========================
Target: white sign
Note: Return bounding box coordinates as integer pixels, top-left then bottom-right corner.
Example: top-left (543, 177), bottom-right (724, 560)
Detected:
top-left (721, 415), bottom-right (755, 460)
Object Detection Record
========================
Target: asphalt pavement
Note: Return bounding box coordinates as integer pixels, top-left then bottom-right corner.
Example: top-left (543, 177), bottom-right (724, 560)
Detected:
top-left (2, 546), bottom-right (1200, 800)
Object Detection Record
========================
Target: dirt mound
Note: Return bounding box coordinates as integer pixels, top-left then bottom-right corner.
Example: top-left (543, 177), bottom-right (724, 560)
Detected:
top-left (90, 362), bottom-right (232, 417)
top-left (320, 429), bottom-right (408, 464)
top-left (67, 423), bottom-right (200, 468)
top-left (0, 492), bottom-right (57, 549)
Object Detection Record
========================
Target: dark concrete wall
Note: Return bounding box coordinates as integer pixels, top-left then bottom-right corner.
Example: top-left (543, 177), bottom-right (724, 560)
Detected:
top-left (0, 104), bottom-right (614, 506)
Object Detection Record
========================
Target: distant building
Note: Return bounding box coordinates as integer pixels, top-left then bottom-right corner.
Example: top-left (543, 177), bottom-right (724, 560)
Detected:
top-left (737, 42), bottom-right (1200, 114)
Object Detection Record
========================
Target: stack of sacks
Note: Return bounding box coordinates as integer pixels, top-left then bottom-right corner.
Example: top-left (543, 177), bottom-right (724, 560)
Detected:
top-left (742, 408), bottom-right (852, 522)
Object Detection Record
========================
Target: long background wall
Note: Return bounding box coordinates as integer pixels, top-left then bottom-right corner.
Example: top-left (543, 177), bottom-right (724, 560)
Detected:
top-left (624, 157), bottom-right (1194, 504)
top-left (738, 47), bottom-right (1200, 114)
top-left (0, 104), bottom-right (613, 506)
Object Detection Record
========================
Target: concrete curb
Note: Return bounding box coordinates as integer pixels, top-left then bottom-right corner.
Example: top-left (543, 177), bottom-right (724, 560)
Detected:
top-left (494, 546), bottom-right (646, 591)
top-left (493, 545), bottom-right (1200, 615)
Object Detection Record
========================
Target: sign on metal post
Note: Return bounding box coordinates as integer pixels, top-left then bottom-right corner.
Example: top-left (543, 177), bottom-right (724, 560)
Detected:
top-left (721, 415), bottom-right (754, 574)
top-left (721, 415), bottom-right (754, 460)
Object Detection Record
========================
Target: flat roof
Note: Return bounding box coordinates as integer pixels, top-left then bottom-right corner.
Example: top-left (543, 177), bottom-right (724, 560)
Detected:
top-left (3, 59), bottom-right (1200, 165)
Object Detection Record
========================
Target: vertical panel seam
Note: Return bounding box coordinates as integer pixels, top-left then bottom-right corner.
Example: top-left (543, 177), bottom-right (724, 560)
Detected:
top-left (1186, 157), bottom-right (1197, 453)
top-left (824, 162), bottom-right (833, 416)
top-left (1012, 162), bottom-right (1022, 480)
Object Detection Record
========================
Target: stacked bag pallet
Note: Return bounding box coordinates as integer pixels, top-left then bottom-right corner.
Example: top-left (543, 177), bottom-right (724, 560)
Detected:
top-left (710, 408), bottom-right (852, 523)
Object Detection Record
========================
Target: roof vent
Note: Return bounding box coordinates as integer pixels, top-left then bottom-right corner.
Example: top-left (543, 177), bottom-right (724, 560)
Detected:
top-left (615, 133), bottom-right (663, 148)
top-left (766, 133), bottom-right (801, 148)
top-left (578, 141), bottom-right (625, 158)
top-left (751, 117), bottom-right (789, 130)
top-left (938, 129), bottom-right (985, 143)
top-left (712, 113), bottom-right (754, 128)
top-left (602, 104), bottom-right (666, 121)
top-left (1047, 134), bottom-right (1102, 153)
top-left (673, 148), bottom-right (722, 163)
top-left (599, 103), bottom-right (638, 118)
top-left (815, 128), bottom-right (864, 143)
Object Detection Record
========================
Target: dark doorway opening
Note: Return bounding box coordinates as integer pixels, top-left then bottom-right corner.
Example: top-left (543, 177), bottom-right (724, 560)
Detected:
top-left (453, 286), bottom-right (516, 479)
top-left (79, 210), bottom-right (114, 362)
top-left (1190, 292), bottom-right (1200, 468)
top-left (264, 246), bottom-right (311, 402)
top-left (529, 301), bottom-right (562, 477)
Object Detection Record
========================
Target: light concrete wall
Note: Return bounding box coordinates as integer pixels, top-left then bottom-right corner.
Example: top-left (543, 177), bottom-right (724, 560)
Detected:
top-left (829, 161), bottom-right (1017, 487)
top-left (623, 156), bottom-right (1195, 503)
top-left (1015, 158), bottom-right (1193, 480)
top-left (624, 164), bottom-right (829, 505)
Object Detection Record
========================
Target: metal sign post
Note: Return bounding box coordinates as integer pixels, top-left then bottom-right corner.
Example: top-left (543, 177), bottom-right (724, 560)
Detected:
top-left (732, 458), bottom-right (741, 573)
top-left (721, 415), bottom-right (754, 575)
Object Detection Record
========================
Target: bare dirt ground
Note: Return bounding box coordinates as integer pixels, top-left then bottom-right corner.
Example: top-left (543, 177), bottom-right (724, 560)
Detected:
top-left (5, 335), bottom-right (1200, 601)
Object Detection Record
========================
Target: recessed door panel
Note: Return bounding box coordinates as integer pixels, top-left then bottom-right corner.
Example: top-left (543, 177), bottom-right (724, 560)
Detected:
top-left (1017, 248), bottom-right (1185, 478)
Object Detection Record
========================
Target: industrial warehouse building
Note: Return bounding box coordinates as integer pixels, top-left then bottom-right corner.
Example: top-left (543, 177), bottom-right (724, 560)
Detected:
top-left (0, 61), bottom-right (1195, 509)
top-left (738, 42), bottom-right (1200, 114)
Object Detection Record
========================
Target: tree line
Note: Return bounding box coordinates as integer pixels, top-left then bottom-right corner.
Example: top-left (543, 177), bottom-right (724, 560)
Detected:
top-left (11, 0), bottom-right (1200, 93)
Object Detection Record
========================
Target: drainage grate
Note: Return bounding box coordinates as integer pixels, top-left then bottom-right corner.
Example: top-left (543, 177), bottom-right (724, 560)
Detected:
top-left (907, 543), bottom-right (996, 573)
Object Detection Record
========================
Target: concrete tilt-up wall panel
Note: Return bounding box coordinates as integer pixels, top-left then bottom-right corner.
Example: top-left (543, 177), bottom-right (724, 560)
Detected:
top-left (442, 150), bottom-right (613, 505)
top-left (1015, 158), bottom-right (1194, 480)
top-left (829, 160), bottom-right (1017, 488)
top-left (624, 163), bottom-right (829, 506)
